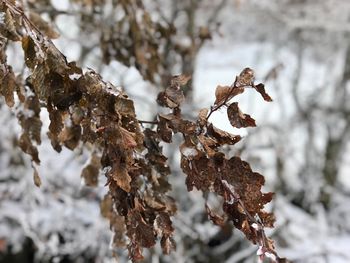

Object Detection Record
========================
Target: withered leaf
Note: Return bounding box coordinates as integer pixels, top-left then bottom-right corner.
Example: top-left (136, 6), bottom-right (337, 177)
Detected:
top-left (0, 65), bottom-right (16, 107)
top-left (207, 124), bottom-right (241, 145)
top-left (214, 85), bottom-right (244, 105)
top-left (110, 165), bottom-right (132, 192)
top-left (128, 242), bottom-right (144, 261)
top-left (81, 153), bottom-right (101, 187)
top-left (0, 8), bottom-right (21, 41)
top-left (100, 194), bottom-right (113, 219)
top-left (206, 204), bottom-right (226, 226)
top-left (199, 26), bottom-right (211, 40)
top-left (127, 210), bottom-right (156, 248)
top-left (111, 214), bottom-right (127, 247)
top-left (22, 36), bottom-right (37, 69)
top-left (157, 116), bottom-right (173, 143)
top-left (48, 106), bottom-right (63, 137)
top-left (197, 134), bottom-right (217, 157)
top-left (154, 212), bottom-right (174, 236)
top-left (227, 102), bottom-right (256, 128)
top-left (254, 83), bottom-right (273, 102)
top-left (198, 108), bottom-right (208, 126)
top-left (170, 74), bottom-right (191, 88)
top-left (59, 124), bottom-right (81, 150)
top-left (157, 86), bottom-right (185, 108)
top-left (161, 236), bottom-right (176, 255)
top-left (33, 166), bottom-right (41, 187)
top-left (114, 95), bottom-right (136, 117)
top-left (119, 127), bottom-right (137, 149)
top-left (18, 133), bottom-right (40, 164)
top-left (29, 12), bottom-right (59, 39)
top-left (236, 68), bottom-right (255, 87)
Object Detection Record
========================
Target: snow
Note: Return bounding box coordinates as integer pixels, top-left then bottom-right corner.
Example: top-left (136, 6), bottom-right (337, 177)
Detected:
top-left (180, 147), bottom-right (198, 158)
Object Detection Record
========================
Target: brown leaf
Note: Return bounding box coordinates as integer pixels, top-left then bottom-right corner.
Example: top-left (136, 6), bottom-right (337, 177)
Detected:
top-left (100, 194), bottom-right (113, 219)
top-left (236, 68), bottom-right (255, 87)
top-left (127, 210), bottom-right (156, 248)
top-left (81, 153), bottom-right (100, 187)
top-left (214, 85), bottom-right (244, 105)
top-left (157, 116), bottom-right (173, 143)
top-left (48, 105), bottom-right (63, 137)
top-left (29, 12), bottom-right (59, 39)
top-left (119, 127), bottom-right (137, 149)
top-left (0, 66), bottom-right (16, 107)
top-left (154, 212), bottom-right (174, 236)
top-left (0, 8), bottom-right (21, 41)
top-left (227, 102), bottom-right (256, 128)
top-left (197, 134), bottom-right (217, 157)
top-left (254, 83), bottom-right (273, 102)
top-left (207, 124), bottom-right (241, 145)
top-left (22, 36), bottom-right (37, 69)
top-left (114, 95), bottom-right (137, 117)
top-left (18, 133), bottom-right (40, 164)
top-left (206, 204), bottom-right (226, 226)
top-left (59, 124), bottom-right (81, 150)
top-left (160, 236), bottom-right (176, 254)
top-left (170, 74), bottom-right (191, 88)
top-left (157, 86), bottom-right (185, 108)
top-left (33, 167), bottom-right (41, 187)
top-left (198, 108), bottom-right (208, 126)
top-left (199, 26), bottom-right (211, 40)
top-left (111, 165), bottom-right (132, 192)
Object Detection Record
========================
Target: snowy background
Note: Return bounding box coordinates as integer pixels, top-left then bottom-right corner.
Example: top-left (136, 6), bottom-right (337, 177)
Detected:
top-left (1, 0), bottom-right (350, 262)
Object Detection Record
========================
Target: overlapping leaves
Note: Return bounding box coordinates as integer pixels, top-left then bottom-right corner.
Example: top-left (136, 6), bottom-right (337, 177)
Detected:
top-left (0, 2), bottom-right (286, 262)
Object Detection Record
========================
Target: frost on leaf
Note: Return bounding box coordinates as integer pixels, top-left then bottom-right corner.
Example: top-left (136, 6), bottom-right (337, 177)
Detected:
top-left (236, 67), bottom-right (255, 87)
top-left (227, 102), bottom-right (256, 128)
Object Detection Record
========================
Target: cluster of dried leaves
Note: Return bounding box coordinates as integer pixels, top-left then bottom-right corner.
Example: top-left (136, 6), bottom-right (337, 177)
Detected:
top-left (0, 1), bottom-right (286, 262)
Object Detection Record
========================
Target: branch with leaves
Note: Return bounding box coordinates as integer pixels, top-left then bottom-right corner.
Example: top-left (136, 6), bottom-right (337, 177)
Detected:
top-left (0, 1), bottom-right (286, 262)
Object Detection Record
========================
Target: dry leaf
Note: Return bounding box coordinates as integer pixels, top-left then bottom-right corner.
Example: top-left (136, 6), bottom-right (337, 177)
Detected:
top-left (214, 85), bottom-right (244, 105)
top-left (33, 167), bottom-right (41, 187)
top-left (227, 102), bottom-right (256, 128)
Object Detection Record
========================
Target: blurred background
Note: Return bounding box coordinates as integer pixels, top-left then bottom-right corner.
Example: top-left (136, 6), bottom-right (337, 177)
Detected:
top-left (1, 0), bottom-right (350, 262)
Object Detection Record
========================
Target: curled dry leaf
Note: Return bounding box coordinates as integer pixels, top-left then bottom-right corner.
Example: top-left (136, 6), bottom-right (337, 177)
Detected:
top-left (227, 102), bottom-right (256, 128)
top-left (207, 124), bottom-right (242, 145)
top-left (254, 83), bottom-right (273, 102)
top-left (236, 67), bottom-right (255, 87)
